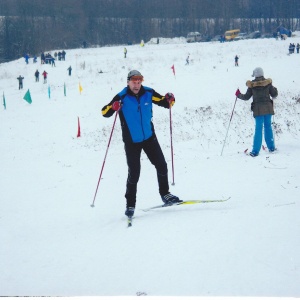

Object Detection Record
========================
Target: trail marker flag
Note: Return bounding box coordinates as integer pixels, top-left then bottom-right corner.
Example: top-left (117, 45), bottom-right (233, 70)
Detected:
top-left (77, 117), bottom-right (81, 137)
top-left (3, 92), bottom-right (6, 109)
top-left (23, 89), bottom-right (32, 104)
top-left (171, 64), bottom-right (176, 77)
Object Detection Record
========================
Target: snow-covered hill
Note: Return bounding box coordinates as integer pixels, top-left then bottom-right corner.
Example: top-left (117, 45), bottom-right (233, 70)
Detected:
top-left (1, 34), bottom-right (300, 297)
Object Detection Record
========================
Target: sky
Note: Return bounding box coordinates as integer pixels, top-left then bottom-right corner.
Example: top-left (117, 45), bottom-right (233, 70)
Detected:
top-left (0, 33), bottom-right (300, 299)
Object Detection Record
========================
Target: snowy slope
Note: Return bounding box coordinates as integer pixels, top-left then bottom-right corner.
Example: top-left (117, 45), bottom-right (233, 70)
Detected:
top-left (0, 34), bottom-right (300, 297)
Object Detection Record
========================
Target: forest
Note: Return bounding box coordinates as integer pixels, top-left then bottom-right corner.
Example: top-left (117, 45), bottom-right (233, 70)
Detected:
top-left (0, 0), bottom-right (300, 62)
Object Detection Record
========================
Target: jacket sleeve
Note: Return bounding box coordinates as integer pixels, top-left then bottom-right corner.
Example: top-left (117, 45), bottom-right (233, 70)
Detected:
top-left (238, 88), bottom-right (253, 101)
top-left (101, 94), bottom-right (121, 117)
top-left (151, 89), bottom-right (174, 108)
top-left (269, 85), bottom-right (278, 98)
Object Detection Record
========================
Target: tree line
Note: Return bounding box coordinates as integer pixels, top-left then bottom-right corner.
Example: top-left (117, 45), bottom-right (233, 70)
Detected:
top-left (0, 0), bottom-right (299, 62)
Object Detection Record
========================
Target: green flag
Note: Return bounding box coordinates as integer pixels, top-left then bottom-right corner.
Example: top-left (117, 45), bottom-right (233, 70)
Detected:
top-left (3, 92), bottom-right (6, 109)
top-left (64, 82), bottom-right (66, 96)
top-left (48, 85), bottom-right (51, 99)
top-left (23, 89), bottom-right (32, 104)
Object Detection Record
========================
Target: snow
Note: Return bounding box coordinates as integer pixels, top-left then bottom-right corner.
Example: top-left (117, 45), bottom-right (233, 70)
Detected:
top-left (0, 33), bottom-right (300, 299)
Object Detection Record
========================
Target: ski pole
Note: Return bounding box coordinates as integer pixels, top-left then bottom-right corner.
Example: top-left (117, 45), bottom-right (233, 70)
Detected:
top-left (169, 102), bottom-right (175, 185)
top-left (221, 96), bottom-right (238, 156)
top-left (91, 110), bottom-right (119, 207)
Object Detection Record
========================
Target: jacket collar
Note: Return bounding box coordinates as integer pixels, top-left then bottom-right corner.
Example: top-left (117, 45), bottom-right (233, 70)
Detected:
top-left (127, 85), bottom-right (145, 97)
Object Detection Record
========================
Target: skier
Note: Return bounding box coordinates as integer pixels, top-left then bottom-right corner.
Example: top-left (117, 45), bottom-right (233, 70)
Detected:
top-left (17, 75), bottom-right (24, 89)
top-left (101, 70), bottom-right (181, 218)
top-left (235, 67), bottom-right (278, 157)
top-left (42, 70), bottom-right (48, 83)
top-left (297, 43), bottom-right (300, 54)
top-left (124, 47), bottom-right (127, 58)
top-left (67, 66), bottom-right (72, 76)
top-left (34, 70), bottom-right (39, 82)
top-left (235, 55), bottom-right (239, 66)
top-left (185, 55), bottom-right (190, 65)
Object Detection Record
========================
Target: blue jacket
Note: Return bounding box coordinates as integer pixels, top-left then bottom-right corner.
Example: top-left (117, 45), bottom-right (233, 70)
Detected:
top-left (102, 85), bottom-right (171, 144)
top-left (118, 86), bottom-right (153, 142)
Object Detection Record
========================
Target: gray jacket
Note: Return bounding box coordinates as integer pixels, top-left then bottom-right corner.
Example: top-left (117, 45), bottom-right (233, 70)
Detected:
top-left (238, 76), bottom-right (278, 117)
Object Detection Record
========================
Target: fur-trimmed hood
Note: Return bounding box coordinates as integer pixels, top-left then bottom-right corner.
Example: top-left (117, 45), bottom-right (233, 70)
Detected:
top-left (246, 77), bottom-right (272, 88)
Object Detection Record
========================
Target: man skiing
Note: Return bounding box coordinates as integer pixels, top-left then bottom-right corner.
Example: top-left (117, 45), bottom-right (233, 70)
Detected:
top-left (235, 67), bottom-right (278, 157)
top-left (101, 70), bottom-right (181, 218)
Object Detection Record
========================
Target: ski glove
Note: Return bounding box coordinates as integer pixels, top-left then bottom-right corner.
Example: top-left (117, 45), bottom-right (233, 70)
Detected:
top-left (235, 89), bottom-right (241, 97)
top-left (165, 93), bottom-right (175, 106)
top-left (112, 101), bottom-right (121, 111)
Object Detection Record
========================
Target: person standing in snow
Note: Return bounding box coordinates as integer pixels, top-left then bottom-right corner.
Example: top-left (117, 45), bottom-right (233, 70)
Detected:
top-left (124, 47), bottom-right (127, 58)
top-left (17, 75), bottom-right (24, 89)
top-left (67, 66), bottom-right (72, 76)
top-left (101, 70), bottom-right (181, 218)
top-left (235, 67), bottom-right (278, 157)
top-left (34, 70), bottom-right (39, 82)
top-left (42, 70), bottom-right (48, 83)
top-left (185, 55), bottom-right (190, 65)
top-left (235, 55), bottom-right (239, 66)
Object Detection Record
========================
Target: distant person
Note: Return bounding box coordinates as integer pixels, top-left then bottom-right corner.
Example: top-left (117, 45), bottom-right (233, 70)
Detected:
top-left (51, 57), bottom-right (56, 67)
top-left (297, 43), bottom-right (300, 54)
top-left (41, 52), bottom-right (45, 64)
top-left (124, 47), bottom-right (127, 58)
top-left (33, 56), bottom-right (37, 63)
top-left (101, 70), bottom-right (180, 219)
top-left (235, 55), bottom-right (239, 66)
top-left (62, 50), bottom-right (66, 61)
top-left (235, 67), bottom-right (278, 157)
top-left (34, 70), bottom-right (39, 82)
top-left (67, 66), bottom-right (72, 76)
top-left (17, 75), bottom-right (24, 89)
top-left (24, 54), bottom-right (29, 64)
top-left (289, 43), bottom-right (294, 54)
top-left (185, 55), bottom-right (189, 65)
top-left (42, 70), bottom-right (48, 83)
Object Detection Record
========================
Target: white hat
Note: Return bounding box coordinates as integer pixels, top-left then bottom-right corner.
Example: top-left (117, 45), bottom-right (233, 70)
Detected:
top-left (252, 67), bottom-right (264, 77)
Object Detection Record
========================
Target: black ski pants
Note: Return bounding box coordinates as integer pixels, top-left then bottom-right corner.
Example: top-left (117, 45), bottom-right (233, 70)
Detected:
top-left (124, 134), bottom-right (169, 208)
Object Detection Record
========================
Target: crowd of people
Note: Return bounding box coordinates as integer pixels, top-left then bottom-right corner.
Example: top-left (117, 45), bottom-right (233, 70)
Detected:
top-left (18, 49), bottom-right (72, 89)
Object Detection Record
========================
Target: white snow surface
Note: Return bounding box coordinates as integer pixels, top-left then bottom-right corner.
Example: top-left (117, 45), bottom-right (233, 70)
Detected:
top-left (1, 33), bottom-right (300, 299)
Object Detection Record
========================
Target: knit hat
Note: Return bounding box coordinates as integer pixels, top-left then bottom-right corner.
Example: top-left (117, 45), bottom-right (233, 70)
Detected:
top-left (252, 67), bottom-right (264, 78)
top-left (127, 70), bottom-right (143, 81)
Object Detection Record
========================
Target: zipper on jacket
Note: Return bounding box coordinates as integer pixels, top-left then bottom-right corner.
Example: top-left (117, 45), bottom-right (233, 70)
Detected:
top-left (136, 96), bottom-right (145, 140)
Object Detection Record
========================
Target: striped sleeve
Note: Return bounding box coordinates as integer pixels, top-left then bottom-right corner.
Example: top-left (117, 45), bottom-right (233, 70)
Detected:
top-left (152, 89), bottom-right (174, 108)
top-left (101, 94), bottom-right (121, 117)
